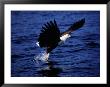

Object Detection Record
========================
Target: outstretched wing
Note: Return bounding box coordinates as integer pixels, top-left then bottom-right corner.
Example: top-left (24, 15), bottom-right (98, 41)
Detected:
top-left (61, 18), bottom-right (85, 35)
top-left (38, 20), bottom-right (60, 48)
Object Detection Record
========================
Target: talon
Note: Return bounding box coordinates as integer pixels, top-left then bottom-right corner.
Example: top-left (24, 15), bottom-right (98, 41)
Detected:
top-left (45, 52), bottom-right (49, 61)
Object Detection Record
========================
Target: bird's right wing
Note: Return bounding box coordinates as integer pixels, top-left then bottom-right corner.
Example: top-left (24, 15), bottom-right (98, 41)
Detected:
top-left (38, 20), bottom-right (60, 48)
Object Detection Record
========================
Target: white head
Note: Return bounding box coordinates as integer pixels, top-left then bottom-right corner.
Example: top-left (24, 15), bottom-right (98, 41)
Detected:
top-left (60, 34), bottom-right (71, 41)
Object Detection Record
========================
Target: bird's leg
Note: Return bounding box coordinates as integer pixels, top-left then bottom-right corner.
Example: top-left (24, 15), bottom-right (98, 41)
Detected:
top-left (45, 45), bottom-right (56, 62)
top-left (45, 53), bottom-right (49, 61)
top-left (45, 48), bottom-right (50, 61)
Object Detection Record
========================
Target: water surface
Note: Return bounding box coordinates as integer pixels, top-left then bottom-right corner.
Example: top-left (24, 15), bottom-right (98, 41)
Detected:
top-left (11, 11), bottom-right (100, 77)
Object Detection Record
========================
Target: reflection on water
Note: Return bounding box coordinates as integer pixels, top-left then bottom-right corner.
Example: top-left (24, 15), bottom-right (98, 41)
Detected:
top-left (38, 61), bottom-right (62, 77)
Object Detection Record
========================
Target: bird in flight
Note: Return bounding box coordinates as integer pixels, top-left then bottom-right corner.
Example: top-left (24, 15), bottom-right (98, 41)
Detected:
top-left (36, 18), bottom-right (85, 61)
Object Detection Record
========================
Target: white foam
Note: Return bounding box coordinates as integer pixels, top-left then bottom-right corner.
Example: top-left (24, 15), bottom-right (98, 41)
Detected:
top-left (34, 51), bottom-right (49, 63)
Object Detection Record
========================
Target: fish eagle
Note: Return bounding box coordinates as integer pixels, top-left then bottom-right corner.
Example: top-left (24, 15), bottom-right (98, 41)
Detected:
top-left (36, 18), bottom-right (85, 61)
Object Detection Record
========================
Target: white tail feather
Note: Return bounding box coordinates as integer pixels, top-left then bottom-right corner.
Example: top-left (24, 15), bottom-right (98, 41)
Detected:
top-left (36, 42), bottom-right (40, 47)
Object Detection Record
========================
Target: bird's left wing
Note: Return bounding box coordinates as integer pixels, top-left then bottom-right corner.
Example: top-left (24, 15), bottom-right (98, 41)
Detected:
top-left (61, 18), bottom-right (85, 35)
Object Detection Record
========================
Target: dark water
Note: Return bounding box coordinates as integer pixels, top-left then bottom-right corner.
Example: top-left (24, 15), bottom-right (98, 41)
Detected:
top-left (11, 11), bottom-right (100, 77)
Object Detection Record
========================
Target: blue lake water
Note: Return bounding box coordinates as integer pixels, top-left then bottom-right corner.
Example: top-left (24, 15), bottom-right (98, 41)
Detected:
top-left (11, 11), bottom-right (100, 77)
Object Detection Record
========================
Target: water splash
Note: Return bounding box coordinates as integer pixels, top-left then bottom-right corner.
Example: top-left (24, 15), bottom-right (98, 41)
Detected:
top-left (34, 51), bottom-right (49, 63)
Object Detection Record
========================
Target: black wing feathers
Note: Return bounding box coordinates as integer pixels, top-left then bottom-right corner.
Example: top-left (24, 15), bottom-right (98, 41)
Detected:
top-left (38, 20), bottom-right (60, 48)
top-left (61, 18), bottom-right (85, 35)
